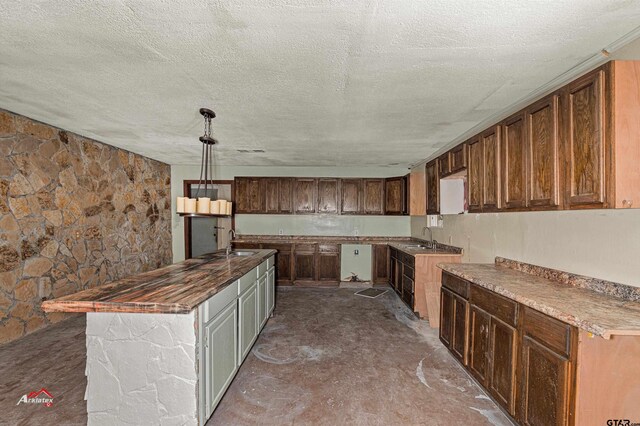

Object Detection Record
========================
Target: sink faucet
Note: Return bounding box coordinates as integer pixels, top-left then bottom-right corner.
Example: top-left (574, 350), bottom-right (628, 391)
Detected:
top-left (226, 229), bottom-right (236, 257)
top-left (422, 226), bottom-right (436, 249)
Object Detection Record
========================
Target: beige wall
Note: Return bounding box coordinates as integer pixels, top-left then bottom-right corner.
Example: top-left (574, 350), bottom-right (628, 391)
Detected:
top-left (411, 209), bottom-right (640, 287)
top-left (171, 165), bottom-right (411, 262)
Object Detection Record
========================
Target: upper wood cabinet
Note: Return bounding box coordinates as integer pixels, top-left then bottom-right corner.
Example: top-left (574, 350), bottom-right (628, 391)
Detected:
top-left (468, 137), bottom-right (483, 212)
top-left (438, 153), bottom-right (450, 177)
top-left (317, 178), bottom-right (340, 214)
top-left (526, 94), bottom-right (561, 209)
top-left (341, 178), bottom-right (362, 215)
top-left (265, 178), bottom-right (293, 214)
top-left (502, 112), bottom-right (528, 210)
top-left (235, 177), bottom-right (264, 213)
top-left (450, 143), bottom-right (468, 174)
top-left (482, 125), bottom-right (501, 211)
top-left (427, 61), bottom-right (640, 214)
top-left (384, 176), bottom-right (405, 215)
top-left (363, 178), bottom-right (385, 214)
top-left (294, 178), bottom-right (317, 214)
top-left (425, 159), bottom-right (440, 214)
top-left (562, 68), bottom-right (608, 209)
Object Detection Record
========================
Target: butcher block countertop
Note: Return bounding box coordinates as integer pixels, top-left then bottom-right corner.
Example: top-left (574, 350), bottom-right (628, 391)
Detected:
top-left (438, 259), bottom-right (640, 339)
top-left (41, 249), bottom-right (276, 314)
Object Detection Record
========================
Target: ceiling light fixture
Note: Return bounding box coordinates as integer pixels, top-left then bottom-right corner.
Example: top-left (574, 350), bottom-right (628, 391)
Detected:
top-left (195, 108), bottom-right (217, 198)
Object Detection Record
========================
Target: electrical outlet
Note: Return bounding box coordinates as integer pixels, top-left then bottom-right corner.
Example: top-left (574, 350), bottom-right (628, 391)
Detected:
top-left (354, 228), bottom-right (359, 236)
top-left (354, 249), bottom-right (359, 256)
top-left (278, 229), bottom-right (284, 235)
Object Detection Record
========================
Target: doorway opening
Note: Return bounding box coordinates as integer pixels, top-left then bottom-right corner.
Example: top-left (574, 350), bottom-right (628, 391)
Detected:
top-left (183, 180), bottom-right (234, 259)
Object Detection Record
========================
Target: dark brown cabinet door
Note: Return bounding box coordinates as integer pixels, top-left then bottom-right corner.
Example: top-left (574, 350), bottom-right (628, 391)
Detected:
top-left (468, 305), bottom-right (490, 384)
top-left (390, 251), bottom-right (400, 293)
top-left (264, 178), bottom-right (280, 213)
top-left (502, 113), bottom-right (528, 209)
top-left (262, 243), bottom-right (292, 285)
top-left (402, 174), bottom-right (410, 215)
top-left (402, 273), bottom-right (414, 308)
top-left (482, 125), bottom-right (501, 211)
top-left (425, 159), bottom-right (439, 214)
top-left (363, 179), bottom-right (385, 214)
top-left (278, 178), bottom-right (293, 213)
top-left (234, 177), bottom-right (264, 213)
top-left (563, 68), bottom-right (609, 209)
top-left (371, 244), bottom-right (389, 284)
top-left (526, 95), bottom-right (561, 208)
top-left (451, 294), bottom-right (468, 364)
top-left (317, 253), bottom-right (340, 283)
top-left (317, 178), bottom-right (340, 214)
top-left (293, 244), bottom-right (316, 283)
top-left (438, 153), bottom-right (450, 177)
top-left (294, 178), bottom-right (317, 214)
top-left (450, 143), bottom-right (468, 174)
top-left (384, 177), bottom-right (404, 215)
top-left (468, 137), bottom-right (483, 212)
top-left (489, 317), bottom-right (517, 415)
top-left (519, 336), bottom-right (571, 426)
top-left (341, 178), bottom-right (362, 214)
top-left (439, 288), bottom-right (454, 348)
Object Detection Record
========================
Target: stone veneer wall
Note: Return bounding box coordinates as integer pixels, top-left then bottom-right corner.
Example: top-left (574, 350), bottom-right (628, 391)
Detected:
top-left (0, 109), bottom-right (173, 345)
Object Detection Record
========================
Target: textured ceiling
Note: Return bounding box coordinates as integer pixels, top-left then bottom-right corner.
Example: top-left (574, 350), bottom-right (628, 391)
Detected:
top-left (1, 1), bottom-right (640, 166)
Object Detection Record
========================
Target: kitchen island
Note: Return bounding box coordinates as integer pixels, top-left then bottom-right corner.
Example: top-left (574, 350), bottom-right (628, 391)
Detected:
top-left (42, 249), bottom-right (276, 425)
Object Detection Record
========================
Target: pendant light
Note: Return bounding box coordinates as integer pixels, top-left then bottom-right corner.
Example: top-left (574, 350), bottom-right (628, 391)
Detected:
top-left (196, 107), bottom-right (217, 198)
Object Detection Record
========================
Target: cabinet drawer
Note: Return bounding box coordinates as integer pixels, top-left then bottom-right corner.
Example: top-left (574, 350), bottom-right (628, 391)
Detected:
top-left (470, 285), bottom-right (517, 327)
top-left (522, 306), bottom-right (573, 358)
top-left (401, 252), bottom-right (415, 268)
top-left (318, 244), bottom-right (340, 253)
top-left (442, 272), bottom-right (469, 299)
top-left (403, 265), bottom-right (414, 280)
top-left (294, 243), bottom-right (316, 253)
top-left (202, 280), bottom-right (239, 323)
top-left (239, 268), bottom-right (258, 294)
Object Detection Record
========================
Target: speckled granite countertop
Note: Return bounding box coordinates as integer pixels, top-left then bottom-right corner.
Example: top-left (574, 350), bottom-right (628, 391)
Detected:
top-left (438, 260), bottom-right (640, 339)
top-left (233, 235), bottom-right (464, 255)
top-left (389, 242), bottom-right (463, 256)
top-left (41, 249), bottom-right (276, 314)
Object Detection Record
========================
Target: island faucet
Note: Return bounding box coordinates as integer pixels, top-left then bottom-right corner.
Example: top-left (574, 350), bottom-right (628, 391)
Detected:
top-left (226, 229), bottom-right (236, 257)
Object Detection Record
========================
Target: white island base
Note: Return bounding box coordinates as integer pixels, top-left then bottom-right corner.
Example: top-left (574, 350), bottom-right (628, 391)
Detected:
top-left (84, 256), bottom-right (275, 425)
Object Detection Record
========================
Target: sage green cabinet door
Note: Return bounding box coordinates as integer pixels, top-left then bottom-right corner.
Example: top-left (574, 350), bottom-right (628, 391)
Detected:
top-left (204, 301), bottom-right (238, 418)
top-left (238, 283), bottom-right (258, 364)
top-left (258, 275), bottom-right (268, 329)
top-left (267, 267), bottom-right (275, 315)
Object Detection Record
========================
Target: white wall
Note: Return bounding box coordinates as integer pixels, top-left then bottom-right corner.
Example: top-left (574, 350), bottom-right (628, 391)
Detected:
top-left (411, 209), bottom-right (640, 287)
top-left (171, 165), bottom-right (411, 262)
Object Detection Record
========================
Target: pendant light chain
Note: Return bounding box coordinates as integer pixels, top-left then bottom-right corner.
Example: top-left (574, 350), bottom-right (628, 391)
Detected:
top-left (195, 109), bottom-right (217, 198)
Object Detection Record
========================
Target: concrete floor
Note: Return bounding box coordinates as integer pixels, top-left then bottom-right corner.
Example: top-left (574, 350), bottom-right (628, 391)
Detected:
top-left (0, 287), bottom-right (512, 425)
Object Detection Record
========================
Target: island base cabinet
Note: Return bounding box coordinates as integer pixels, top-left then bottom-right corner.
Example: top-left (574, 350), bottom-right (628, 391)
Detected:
top-left (267, 266), bottom-right (275, 315)
top-left (238, 282), bottom-right (258, 364)
top-left (203, 301), bottom-right (238, 419)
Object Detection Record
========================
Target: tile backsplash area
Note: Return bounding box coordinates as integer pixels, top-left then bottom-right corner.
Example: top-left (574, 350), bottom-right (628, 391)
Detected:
top-left (0, 109), bottom-right (172, 345)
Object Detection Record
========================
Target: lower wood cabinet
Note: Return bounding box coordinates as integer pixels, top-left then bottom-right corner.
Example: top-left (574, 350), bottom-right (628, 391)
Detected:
top-left (371, 244), bottom-right (389, 284)
top-left (317, 245), bottom-right (341, 284)
top-left (390, 248), bottom-right (415, 310)
top-left (440, 271), bottom-right (576, 425)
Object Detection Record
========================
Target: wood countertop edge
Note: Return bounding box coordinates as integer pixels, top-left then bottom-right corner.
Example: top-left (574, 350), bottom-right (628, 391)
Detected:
top-left (41, 249), bottom-right (277, 314)
top-left (437, 263), bottom-right (640, 339)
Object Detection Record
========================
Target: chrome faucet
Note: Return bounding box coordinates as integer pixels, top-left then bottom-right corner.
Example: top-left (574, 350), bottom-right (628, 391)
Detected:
top-left (422, 226), bottom-right (436, 249)
top-left (226, 229), bottom-right (236, 257)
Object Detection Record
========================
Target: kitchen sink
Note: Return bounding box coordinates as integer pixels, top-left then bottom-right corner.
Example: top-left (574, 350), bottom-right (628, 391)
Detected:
top-left (227, 251), bottom-right (255, 257)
